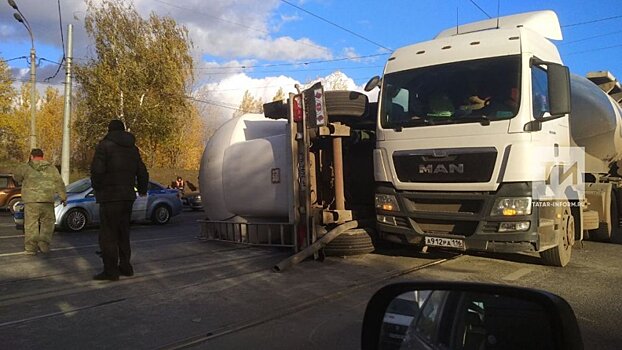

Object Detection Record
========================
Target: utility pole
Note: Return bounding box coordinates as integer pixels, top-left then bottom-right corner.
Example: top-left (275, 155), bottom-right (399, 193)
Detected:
top-left (8, 0), bottom-right (37, 149)
top-left (61, 24), bottom-right (73, 185)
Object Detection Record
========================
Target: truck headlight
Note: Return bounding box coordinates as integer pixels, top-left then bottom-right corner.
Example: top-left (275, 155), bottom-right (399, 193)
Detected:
top-left (491, 197), bottom-right (532, 216)
top-left (375, 194), bottom-right (400, 212)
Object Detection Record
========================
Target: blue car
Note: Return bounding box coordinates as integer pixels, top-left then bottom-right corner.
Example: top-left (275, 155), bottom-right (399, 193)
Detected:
top-left (54, 178), bottom-right (182, 232)
top-left (13, 202), bottom-right (24, 230)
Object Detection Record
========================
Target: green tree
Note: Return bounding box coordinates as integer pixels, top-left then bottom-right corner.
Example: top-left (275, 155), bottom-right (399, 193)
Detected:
top-left (74, 0), bottom-right (195, 167)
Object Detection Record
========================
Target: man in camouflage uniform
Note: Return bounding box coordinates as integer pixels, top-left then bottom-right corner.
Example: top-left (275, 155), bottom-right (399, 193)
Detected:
top-left (14, 149), bottom-right (67, 255)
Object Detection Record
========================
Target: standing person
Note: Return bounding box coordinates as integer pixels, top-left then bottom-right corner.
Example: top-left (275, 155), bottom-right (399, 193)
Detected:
top-left (91, 119), bottom-right (148, 281)
top-left (14, 149), bottom-right (67, 255)
top-left (171, 176), bottom-right (185, 195)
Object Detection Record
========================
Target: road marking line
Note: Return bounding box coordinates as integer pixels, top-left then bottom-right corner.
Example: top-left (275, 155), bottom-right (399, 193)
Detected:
top-left (0, 253), bottom-right (277, 307)
top-left (502, 267), bottom-right (533, 281)
top-left (0, 235), bottom-right (24, 239)
top-left (0, 298), bottom-right (126, 328)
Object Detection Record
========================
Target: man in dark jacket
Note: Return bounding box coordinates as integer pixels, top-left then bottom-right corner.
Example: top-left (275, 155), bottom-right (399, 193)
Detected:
top-left (91, 119), bottom-right (149, 281)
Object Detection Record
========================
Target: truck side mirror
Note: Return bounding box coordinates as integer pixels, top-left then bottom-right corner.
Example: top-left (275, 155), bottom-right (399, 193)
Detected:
top-left (547, 63), bottom-right (571, 117)
top-left (365, 76), bottom-right (382, 92)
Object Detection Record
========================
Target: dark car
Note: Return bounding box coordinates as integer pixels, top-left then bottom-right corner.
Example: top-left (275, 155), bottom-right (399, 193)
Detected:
top-left (181, 191), bottom-right (203, 211)
top-left (0, 173), bottom-right (22, 214)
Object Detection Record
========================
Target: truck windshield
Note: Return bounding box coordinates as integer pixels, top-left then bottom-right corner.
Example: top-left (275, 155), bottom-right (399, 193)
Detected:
top-left (380, 55), bottom-right (521, 129)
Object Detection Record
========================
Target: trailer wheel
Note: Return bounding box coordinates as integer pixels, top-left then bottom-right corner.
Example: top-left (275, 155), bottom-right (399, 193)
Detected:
top-left (324, 91), bottom-right (368, 118)
top-left (323, 227), bottom-right (375, 256)
top-left (540, 207), bottom-right (573, 267)
top-left (610, 192), bottom-right (622, 244)
top-left (590, 191), bottom-right (618, 242)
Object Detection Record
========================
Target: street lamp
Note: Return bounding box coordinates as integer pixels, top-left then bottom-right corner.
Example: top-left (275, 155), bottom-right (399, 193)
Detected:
top-left (8, 0), bottom-right (37, 150)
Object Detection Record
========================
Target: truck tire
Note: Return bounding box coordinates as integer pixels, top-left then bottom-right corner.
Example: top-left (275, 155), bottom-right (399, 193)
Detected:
top-left (540, 208), bottom-right (573, 267)
top-left (590, 191), bottom-right (618, 242)
top-left (324, 91), bottom-right (368, 118)
top-left (609, 192), bottom-right (622, 244)
top-left (324, 227), bottom-right (375, 256)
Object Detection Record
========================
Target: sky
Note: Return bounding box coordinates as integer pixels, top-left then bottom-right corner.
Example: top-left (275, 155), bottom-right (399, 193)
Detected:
top-left (1, 0), bottom-right (622, 119)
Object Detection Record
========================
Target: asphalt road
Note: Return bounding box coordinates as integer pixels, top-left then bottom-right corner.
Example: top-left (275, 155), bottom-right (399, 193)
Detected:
top-left (0, 209), bottom-right (620, 349)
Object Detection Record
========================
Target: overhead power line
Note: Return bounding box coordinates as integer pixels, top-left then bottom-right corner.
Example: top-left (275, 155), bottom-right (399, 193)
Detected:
top-left (195, 64), bottom-right (385, 77)
top-left (45, 0), bottom-right (66, 82)
top-left (468, 0), bottom-right (492, 19)
top-left (0, 56), bottom-right (28, 64)
top-left (184, 94), bottom-right (243, 112)
top-left (562, 14), bottom-right (622, 28)
top-left (279, 0), bottom-right (392, 52)
top-left (560, 29), bottom-right (622, 45)
top-left (194, 53), bottom-right (389, 71)
top-left (40, 58), bottom-right (62, 65)
top-left (566, 43), bottom-right (622, 56)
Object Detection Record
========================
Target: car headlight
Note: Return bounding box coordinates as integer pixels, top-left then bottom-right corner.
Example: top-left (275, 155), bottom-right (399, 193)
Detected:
top-left (375, 194), bottom-right (400, 212)
top-left (491, 197), bottom-right (532, 216)
top-left (195, 195), bottom-right (201, 201)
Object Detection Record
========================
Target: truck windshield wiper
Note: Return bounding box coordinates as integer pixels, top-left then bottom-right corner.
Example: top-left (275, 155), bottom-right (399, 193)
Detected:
top-left (391, 118), bottom-right (432, 131)
top-left (454, 114), bottom-right (491, 126)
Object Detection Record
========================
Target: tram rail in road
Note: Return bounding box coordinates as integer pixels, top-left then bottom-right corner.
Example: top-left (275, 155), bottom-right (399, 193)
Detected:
top-left (1, 211), bottom-right (621, 349)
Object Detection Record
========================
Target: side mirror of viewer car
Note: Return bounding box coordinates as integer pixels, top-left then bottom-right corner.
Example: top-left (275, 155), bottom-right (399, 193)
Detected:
top-left (361, 281), bottom-right (583, 350)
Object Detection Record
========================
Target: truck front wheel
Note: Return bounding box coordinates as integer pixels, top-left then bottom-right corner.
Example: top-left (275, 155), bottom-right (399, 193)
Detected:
top-left (540, 208), bottom-right (573, 267)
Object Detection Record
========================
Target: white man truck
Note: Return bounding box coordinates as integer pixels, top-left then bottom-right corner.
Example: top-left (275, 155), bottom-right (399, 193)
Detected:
top-left (199, 10), bottom-right (622, 268)
top-left (371, 11), bottom-right (622, 267)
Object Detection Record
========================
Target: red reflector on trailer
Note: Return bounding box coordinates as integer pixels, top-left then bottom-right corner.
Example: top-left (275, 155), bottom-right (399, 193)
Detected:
top-left (293, 94), bottom-right (303, 122)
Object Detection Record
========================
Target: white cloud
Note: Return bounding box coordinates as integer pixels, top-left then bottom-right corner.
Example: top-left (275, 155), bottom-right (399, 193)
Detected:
top-left (1, 0), bottom-right (332, 69)
top-left (195, 73), bottom-right (300, 122)
top-left (342, 47), bottom-right (359, 60)
top-left (193, 69), bottom-right (377, 129)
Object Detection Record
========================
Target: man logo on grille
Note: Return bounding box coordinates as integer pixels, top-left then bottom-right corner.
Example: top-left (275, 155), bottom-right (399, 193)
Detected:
top-left (419, 164), bottom-right (464, 174)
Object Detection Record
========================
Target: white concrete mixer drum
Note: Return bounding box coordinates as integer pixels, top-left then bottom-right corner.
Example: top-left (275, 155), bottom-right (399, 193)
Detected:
top-left (198, 114), bottom-right (289, 221)
top-left (569, 74), bottom-right (622, 163)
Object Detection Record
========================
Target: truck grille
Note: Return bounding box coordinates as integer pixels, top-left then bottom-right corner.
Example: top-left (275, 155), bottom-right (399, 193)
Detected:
top-left (393, 147), bottom-right (497, 183)
top-left (416, 218), bottom-right (479, 236)
top-left (402, 197), bottom-right (484, 215)
top-left (398, 192), bottom-right (490, 237)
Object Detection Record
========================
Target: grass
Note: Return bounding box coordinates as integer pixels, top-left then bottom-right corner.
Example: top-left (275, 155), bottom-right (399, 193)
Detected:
top-left (0, 159), bottom-right (199, 189)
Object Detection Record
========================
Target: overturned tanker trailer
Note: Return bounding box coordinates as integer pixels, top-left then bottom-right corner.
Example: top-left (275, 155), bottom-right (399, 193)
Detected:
top-left (198, 84), bottom-right (378, 270)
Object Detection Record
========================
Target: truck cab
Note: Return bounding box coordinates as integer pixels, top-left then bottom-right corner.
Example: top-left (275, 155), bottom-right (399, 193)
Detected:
top-left (372, 11), bottom-right (578, 266)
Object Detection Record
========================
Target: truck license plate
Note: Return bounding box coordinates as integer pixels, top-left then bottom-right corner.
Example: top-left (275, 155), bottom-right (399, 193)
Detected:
top-left (424, 236), bottom-right (465, 250)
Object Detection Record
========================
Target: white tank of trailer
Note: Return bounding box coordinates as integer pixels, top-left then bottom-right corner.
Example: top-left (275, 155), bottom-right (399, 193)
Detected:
top-left (569, 74), bottom-right (622, 163)
top-left (198, 114), bottom-right (290, 221)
